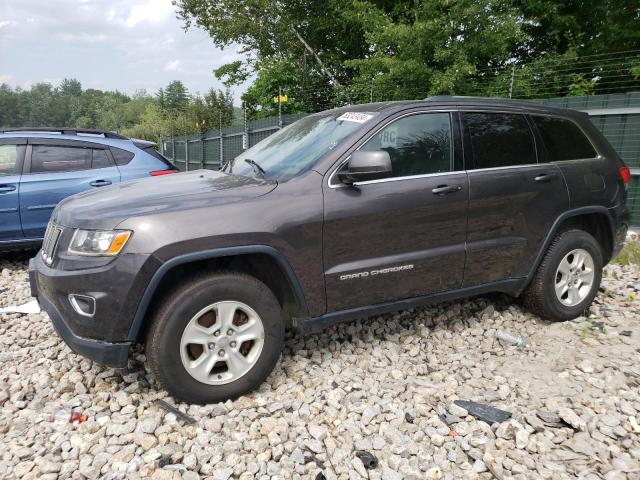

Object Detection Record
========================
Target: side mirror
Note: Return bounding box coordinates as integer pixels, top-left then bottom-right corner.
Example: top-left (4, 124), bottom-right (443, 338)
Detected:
top-left (338, 150), bottom-right (392, 184)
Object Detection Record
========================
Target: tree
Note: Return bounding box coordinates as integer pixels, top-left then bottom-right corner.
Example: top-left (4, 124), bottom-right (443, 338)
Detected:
top-left (176, 0), bottom-right (373, 108)
top-left (344, 0), bottom-right (523, 100)
top-left (177, 0), bottom-right (640, 103)
top-left (58, 78), bottom-right (83, 97)
top-left (241, 58), bottom-right (330, 118)
top-left (184, 88), bottom-right (233, 133)
top-left (121, 103), bottom-right (169, 143)
top-left (163, 80), bottom-right (190, 113)
top-left (0, 79), bottom-right (219, 140)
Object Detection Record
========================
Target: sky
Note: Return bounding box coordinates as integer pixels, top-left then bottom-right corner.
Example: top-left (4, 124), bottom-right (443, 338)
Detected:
top-left (0, 0), bottom-right (252, 103)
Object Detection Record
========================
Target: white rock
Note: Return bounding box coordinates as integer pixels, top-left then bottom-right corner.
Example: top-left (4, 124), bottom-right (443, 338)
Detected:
top-left (558, 407), bottom-right (586, 431)
top-left (308, 425), bottom-right (328, 441)
top-left (211, 467), bottom-right (233, 480)
top-left (516, 429), bottom-right (529, 449)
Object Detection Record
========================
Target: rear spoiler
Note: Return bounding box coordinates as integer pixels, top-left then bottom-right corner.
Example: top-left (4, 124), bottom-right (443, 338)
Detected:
top-left (132, 138), bottom-right (157, 149)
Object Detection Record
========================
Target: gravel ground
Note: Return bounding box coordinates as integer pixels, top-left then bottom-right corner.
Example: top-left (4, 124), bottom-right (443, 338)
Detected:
top-left (1, 251), bottom-right (639, 480)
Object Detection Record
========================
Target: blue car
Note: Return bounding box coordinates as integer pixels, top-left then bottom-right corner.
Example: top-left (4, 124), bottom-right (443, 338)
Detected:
top-left (0, 128), bottom-right (177, 249)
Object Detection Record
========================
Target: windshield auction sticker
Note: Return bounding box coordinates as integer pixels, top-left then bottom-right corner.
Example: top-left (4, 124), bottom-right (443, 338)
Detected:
top-left (337, 112), bottom-right (375, 123)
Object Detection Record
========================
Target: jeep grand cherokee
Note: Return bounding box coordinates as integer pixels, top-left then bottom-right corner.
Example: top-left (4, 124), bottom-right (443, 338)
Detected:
top-left (29, 97), bottom-right (630, 403)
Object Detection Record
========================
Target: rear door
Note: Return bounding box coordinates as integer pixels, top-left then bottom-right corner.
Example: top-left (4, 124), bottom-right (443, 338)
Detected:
top-left (529, 115), bottom-right (607, 206)
top-left (20, 140), bottom-right (121, 238)
top-left (323, 111), bottom-right (469, 312)
top-left (461, 111), bottom-right (570, 286)
top-left (0, 139), bottom-right (26, 241)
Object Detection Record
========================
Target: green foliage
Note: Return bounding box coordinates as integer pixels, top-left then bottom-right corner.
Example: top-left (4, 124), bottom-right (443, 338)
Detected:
top-left (612, 241), bottom-right (640, 266)
top-left (0, 79), bottom-right (235, 142)
top-left (176, 0), bottom-right (640, 113)
top-left (189, 89), bottom-right (235, 133)
top-left (241, 58), bottom-right (332, 118)
top-left (159, 80), bottom-right (190, 113)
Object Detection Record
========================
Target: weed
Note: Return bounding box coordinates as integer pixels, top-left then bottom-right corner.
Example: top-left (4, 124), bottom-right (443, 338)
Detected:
top-left (612, 241), bottom-right (640, 266)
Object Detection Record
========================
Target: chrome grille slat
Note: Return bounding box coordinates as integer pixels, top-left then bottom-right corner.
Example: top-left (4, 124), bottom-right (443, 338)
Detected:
top-left (42, 224), bottom-right (63, 265)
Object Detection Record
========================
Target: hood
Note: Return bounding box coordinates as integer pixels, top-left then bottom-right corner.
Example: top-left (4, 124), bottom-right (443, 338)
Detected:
top-left (52, 169), bottom-right (277, 229)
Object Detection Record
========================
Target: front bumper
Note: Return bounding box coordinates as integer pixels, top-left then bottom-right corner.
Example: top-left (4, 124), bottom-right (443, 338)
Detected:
top-left (29, 252), bottom-right (155, 368)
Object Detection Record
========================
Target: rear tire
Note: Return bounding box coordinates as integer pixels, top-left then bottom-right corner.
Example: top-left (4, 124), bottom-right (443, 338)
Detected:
top-left (146, 272), bottom-right (284, 404)
top-left (524, 229), bottom-right (603, 321)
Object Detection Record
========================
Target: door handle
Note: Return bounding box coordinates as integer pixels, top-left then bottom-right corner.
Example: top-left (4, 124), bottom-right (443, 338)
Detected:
top-left (534, 173), bottom-right (558, 183)
top-left (0, 185), bottom-right (16, 193)
top-left (90, 180), bottom-right (112, 187)
top-left (432, 184), bottom-right (462, 195)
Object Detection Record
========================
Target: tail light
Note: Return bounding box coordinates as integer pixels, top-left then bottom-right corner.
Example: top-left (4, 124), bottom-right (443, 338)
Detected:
top-left (150, 170), bottom-right (178, 176)
top-left (619, 166), bottom-right (631, 185)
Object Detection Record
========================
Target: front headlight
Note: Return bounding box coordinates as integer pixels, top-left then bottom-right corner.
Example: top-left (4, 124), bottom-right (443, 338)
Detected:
top-left (68, 229), bottom-right (132, 256)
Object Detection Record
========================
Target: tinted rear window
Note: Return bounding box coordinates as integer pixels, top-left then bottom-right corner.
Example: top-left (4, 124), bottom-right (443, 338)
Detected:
top-left (142, 146), bottom-right (176, 169)
top-left (532, 116), bottom-right (597, 161)
top-left (463, 112), bottom-right (536, 169)
top-left (110, 146), bottom-right (135, 166)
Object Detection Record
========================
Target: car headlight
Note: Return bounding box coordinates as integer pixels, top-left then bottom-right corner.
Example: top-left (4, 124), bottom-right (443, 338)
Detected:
top-left (68, 229), bottom-right (132, 256)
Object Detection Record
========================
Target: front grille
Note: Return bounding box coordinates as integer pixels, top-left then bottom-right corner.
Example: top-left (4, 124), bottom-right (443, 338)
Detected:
top-left (42, 224), bottom-right (63, 266)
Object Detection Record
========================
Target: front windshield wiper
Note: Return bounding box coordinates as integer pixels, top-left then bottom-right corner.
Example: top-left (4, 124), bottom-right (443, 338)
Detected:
top-left (244, 159), bottom-right (266, 177)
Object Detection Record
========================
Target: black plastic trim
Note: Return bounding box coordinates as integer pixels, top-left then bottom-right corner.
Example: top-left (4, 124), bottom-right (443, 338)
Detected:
top-left (293, 278), bottom-right (524, 334)
top-left (517, 206), bottom-right (615, 295)
top-left (127, 245), bottom-right (309, 341)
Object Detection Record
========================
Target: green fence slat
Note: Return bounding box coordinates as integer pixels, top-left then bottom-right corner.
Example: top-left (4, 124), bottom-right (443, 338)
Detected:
top-left (204, 138), bottom-right (221, 169)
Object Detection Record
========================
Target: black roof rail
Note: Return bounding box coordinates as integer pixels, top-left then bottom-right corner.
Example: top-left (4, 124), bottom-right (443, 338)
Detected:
top-left (0, 127), bottom-right (128, 140)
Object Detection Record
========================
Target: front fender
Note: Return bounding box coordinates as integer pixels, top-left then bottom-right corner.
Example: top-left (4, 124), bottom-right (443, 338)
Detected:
top-left (126, 245), bottom-right (309, 342)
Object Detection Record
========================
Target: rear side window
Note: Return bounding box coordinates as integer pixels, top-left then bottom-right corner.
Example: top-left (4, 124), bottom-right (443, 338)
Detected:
top-left (142, 146), bottom-right (176, 169)
top-left (360, 112), bottom-right (452, 178)
top-left (110, 146), bottom-right (135, 166)
top-left (92, 149), bottom-right (113, 169)
top-left (532, 116), bottom-right (596, 161)
top-left (0, 144), bottom-right (25, 176)
top-left (463, 112), bottom-right (536, 169)
top-left (31, 145), bottom-right (91, 173)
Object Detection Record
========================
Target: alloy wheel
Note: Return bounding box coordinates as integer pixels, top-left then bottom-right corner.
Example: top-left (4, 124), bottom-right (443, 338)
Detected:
top-left (179, 301), bottom-right (265, 385)
top-left (554, 248), bottom-right (595, 307)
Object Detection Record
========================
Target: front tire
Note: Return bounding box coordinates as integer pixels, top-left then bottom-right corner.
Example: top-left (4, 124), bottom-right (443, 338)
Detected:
top-left (524, 229), bottom-right (603, 321)
top-left (146, 272), bottom-right (284, 404)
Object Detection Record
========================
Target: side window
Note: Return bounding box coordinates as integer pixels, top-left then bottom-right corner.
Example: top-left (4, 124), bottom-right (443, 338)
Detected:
top-left (463, 112), bottom-right (536, 169)
top-left (31, 145), bottom-right (91, 173)
top-left (110, 147), bottom-right (135, 166)
top-left (0, 144), bottom-right (25, 176)
top-left (360, 113), bottom-right (452, 178)
top-left (92, 149), bottom-right (112, 169)
top-left (532, 116), bottom-right (596, 161)
top-left (142, 146), bottom-right (175, 168)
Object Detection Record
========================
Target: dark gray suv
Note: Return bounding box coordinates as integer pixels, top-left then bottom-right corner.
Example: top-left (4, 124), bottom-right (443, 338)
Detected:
top-left (29, 97), bottom-right (630, 403)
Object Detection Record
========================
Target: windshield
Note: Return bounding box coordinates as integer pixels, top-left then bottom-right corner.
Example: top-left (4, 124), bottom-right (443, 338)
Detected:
top-left (226, 111), bottom-right (377, 180)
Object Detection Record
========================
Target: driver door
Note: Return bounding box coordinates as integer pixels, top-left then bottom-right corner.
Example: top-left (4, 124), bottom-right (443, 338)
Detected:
top-left (322, 111), bottom-right (469, 312)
